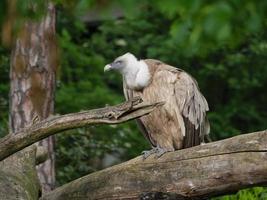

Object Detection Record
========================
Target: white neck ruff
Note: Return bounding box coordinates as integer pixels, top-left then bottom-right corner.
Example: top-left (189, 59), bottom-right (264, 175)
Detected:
top-left (123, 59), bottom-right (151, 90)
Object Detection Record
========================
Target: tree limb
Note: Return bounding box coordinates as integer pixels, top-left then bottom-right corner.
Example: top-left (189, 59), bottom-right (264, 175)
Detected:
top-left (0, 97), bottom-right (164, 162)
top-left (41, 130), bottom-right (267, 200)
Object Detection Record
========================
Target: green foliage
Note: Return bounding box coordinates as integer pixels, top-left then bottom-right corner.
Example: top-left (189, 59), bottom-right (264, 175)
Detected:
top-left (153, 0), bottom-right (267, 57)
top-left (0, 1), bottom-right (7, 27)
top-left (0, 0), bottom-right (267, 198)
top-left (16, 0), bottom-right (47, 20)
top-left (0, 46), bottom-right (9, 137)
top-left (214, 187), bottom-right (267, 200)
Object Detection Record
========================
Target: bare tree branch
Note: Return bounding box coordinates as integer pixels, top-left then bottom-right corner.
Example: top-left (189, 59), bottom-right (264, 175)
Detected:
top-left (0, 97), bottom-right (164, 162)
top-left (41, 130), bottom-right (267, 200)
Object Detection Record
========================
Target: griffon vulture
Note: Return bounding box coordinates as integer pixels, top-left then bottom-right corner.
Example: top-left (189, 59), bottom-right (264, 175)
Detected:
top-left (104, 53), bottom-right (210, 158)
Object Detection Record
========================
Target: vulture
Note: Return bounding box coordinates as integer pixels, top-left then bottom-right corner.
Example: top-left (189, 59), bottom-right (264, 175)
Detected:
top-left (104, 53), bottom-right (210, 158)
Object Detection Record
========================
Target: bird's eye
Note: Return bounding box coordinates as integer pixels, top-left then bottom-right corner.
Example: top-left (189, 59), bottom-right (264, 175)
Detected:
top-left (115, 60), bottom-right (122, 64)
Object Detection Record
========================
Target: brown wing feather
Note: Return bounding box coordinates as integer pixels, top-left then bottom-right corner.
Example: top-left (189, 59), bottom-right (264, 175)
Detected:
top-left (144, 59), bottom-right (210, 148)
top-left (182, 117), bottom-right (200, 148)
top-left (173, 69), bottom-right (210, 147)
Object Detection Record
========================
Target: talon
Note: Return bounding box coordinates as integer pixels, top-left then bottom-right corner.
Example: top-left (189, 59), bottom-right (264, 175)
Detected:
top-left (128, 96), bottom-right (143, 110)
top-left (132, 96), bottom-right (143, 104)
top-left (141, 147), bottom-right (157, 159)
top-left (130, 101), bottom-right (136, 109)
top-left (154, 147), bottom-right (172, 158)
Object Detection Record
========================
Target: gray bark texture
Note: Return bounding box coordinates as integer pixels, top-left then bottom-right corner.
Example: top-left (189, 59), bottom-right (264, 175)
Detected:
top-left (41, 130), bottom-right (267, 200)
top-left (0, 146), bottom-right (40, 200)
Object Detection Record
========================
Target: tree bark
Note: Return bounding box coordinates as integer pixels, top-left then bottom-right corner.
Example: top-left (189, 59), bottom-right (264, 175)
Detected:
top-left (0, 146), bottom-right (40, 200)
top-left (41, 130), bottom-right (267, 200)
top-left (0, 98), bottom-right (162, 161)
top-left (9, 2), bottom-right (57, 192)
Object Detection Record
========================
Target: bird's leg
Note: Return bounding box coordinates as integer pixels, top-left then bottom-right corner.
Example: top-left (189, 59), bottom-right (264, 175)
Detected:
top-left (129, 91), bottom-right (134, 109)
top-left (200, 134), bottom-right (212, 145)
top-left (142, 146), bottom-right (172, 159)
top-left (141, 147), bottom-right (158, 159)
top-left (205, 134), bottom-right (212, 143)
top-left (154, 146), bottom-right (172, 158)
top-left (200, 134), bottom-right (205, 145)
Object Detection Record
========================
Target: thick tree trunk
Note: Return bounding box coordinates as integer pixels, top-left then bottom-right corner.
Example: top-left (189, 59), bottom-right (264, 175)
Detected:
top-left (41, 130), bottom-right (267, 200)
top-left (9, 1), bottom-right (57, 193)
top-left (0, 146), bottom-right (40, 200)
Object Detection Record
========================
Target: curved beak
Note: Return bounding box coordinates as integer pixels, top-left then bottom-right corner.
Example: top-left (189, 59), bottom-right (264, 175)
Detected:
top-left (104, 64), bottom-right (112, 72)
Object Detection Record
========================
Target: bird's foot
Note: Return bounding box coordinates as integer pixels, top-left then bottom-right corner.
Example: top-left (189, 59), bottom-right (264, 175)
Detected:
top-left (141, 147), bottom-right (158, 159)
top-left (130, 96), bottom-right (142, 108)
top-left (142, 146), bottom-right (172, 159)
top-left (154, 147), bottom-right (172, 158)
top-left (125, 96), bottom-right (142, 111)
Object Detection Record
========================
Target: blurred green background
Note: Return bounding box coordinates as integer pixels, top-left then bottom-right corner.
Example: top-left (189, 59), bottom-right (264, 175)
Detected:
top-left (0, 0), bottom-right (267, 199)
